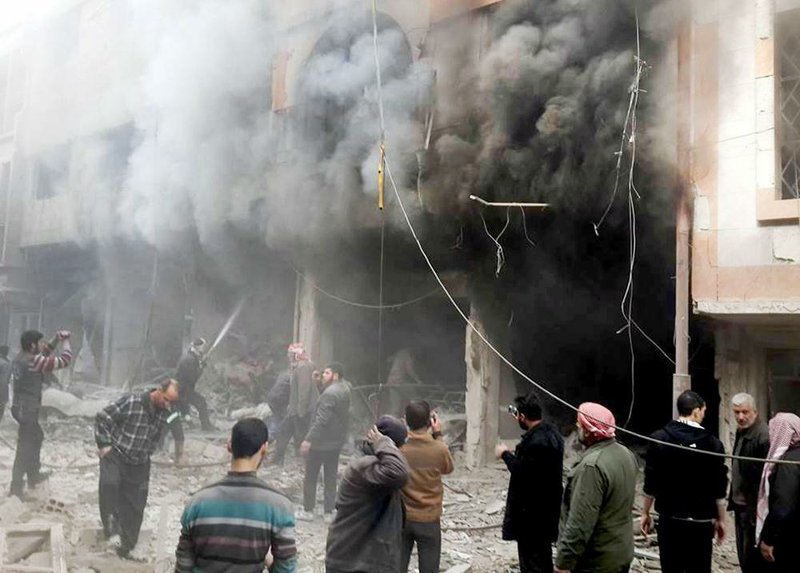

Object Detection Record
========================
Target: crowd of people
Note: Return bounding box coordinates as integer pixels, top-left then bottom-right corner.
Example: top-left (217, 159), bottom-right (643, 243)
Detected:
top-left (1, 332), bottom-right (799, 573)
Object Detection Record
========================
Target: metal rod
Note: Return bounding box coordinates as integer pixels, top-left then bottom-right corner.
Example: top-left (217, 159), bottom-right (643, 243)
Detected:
top-left (469, 195), bottom-right (550, 208)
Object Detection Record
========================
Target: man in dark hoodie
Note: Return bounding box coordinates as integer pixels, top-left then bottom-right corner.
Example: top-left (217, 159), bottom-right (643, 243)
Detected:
top-left (495, 393), bottom-right (564, 573)
top-left (325, 415), bottom-right (410, 573)
top-left (641, 390), bottom-right (729, 573)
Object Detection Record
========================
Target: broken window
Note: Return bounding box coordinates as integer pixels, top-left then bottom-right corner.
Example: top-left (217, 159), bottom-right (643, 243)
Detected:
top-left (35, 143), bottom-right (71, 200)
top-left (778, 9), bottom-right (800, 199)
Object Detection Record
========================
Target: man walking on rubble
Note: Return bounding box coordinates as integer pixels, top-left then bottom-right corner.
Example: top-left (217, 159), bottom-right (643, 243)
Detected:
top-left (641, 390), bottom-right (728, 573)
top-left (95, 378), bottom-right (180, 559)
top-left (0, 345), bottom-right (11, 422)
top-left (326, 416), bottom-right (410, 573)
top-left (8, 330), bottom-right (72, 499)
top-left (175, 337), bottom-right (216, 431)
top-left (175, 418), bottom-right (297, 573)
top-left (495, 393), bottom-right (563, 573)
top-left (728, 392), bottom-right (770, 572)
top-left (299, 362), bottom-right (351, 522)
top-left (555, 402), bottom-right (637, 573)
top-left (401, 401), bottom-right (454, 573)
top-left (272, 343), bottom-right (318, 465)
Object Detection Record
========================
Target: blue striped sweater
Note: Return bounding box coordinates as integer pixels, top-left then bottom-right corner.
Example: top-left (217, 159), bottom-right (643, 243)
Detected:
top-left (175, 471), bottom-right (297, 573)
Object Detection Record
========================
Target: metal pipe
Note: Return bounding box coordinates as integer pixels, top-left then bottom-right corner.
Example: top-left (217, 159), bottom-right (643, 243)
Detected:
top-left (469, 195), bottom-right (549, 208)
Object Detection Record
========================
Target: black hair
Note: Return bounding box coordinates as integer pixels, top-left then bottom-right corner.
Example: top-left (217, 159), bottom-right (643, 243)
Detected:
top-left (326, 362), bottom-right (345, 380)
top-left (20, 330), bottom-right (44, 353)
top-left (677, 390), bottom-right (705, 417)
top-left (405, 400), bottom-right (432, 431)
top-left (514, 393), bottom-right (543, 421)
top-left (230, 418), bottom-right (269, 459)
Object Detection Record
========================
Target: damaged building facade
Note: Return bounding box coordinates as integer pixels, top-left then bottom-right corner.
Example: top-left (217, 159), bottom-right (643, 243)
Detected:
top-left (3, 0), bottom-right (798, 466)
top-left (0, 0), bottom-right (521, 467)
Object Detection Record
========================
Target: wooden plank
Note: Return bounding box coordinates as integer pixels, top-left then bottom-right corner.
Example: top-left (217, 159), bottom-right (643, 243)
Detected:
top-left (50, 524), bottom-right (66, 573)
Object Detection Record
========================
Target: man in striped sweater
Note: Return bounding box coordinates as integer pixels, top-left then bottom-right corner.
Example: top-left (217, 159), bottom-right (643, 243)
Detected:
top-left (175, 418), bottom-right (297, 573)
top-left (8, 329), bottom-right (72, 498)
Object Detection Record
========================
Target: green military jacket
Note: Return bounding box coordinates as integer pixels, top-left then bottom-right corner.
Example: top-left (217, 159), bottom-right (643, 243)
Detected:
top-left (556, 438), bottom-right (638, 573)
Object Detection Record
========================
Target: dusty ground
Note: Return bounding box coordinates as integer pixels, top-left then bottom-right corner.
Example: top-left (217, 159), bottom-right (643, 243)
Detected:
top-left (0, 413), bottom-right (742, 572)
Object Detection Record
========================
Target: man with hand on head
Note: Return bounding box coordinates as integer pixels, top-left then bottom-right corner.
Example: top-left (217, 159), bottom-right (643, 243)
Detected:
top-left (496, 393), bottom-right (564, 573)
top-left (299, 362), bottom-right (351, 522)
top-left (175, 418), bottom-right (297, 573)
top-left (94, 378), bottom-right (180, 559)
top-left (326, 416), bottom-right (410, 573)
top-left (400, 401), bottom-right (454, 573)
top-left (8, 329), bottom-right (72, 499)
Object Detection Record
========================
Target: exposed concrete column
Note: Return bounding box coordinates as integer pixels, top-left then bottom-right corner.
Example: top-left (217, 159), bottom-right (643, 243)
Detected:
top-left (465, 303), bottom-right (501, 468)
top-left (294, 272), bottom-right (321, 363)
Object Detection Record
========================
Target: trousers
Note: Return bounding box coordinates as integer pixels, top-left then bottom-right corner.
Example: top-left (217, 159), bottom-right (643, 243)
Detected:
top-left (401, 520), bottom-right (442, 573)
top-left (657, 517), bottom-right (715, 573)
top-left (99, 450), bottom-right (151, 553)
top-left (303, 448), bottom-right (341, 513)
top-left (734, 505), bottom-right (768, 573)
top-left (10, 404), bottom-right (44, 488)
top-left (517, 538), bottom-right (553, 573)
top-left (272, 413), bottom-right (311, 463)
top-left (178, 387), bottom-right (213, 430)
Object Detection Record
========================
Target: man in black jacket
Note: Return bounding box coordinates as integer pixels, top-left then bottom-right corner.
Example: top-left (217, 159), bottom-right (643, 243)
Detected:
top-left (495, 393), bottom-right (564, 573)
top-left (299, 362), bottom-right (351, 521)
top-left (174, 338), bottom-right (215, 432)
top-left (641, 390), bottom-right (729, 573)
top-left (728, 392), bottom-right (770, 573)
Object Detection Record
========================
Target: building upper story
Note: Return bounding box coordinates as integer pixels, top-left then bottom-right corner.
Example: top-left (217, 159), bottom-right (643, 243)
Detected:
top-left (690, 0), bottom-right (800, 317)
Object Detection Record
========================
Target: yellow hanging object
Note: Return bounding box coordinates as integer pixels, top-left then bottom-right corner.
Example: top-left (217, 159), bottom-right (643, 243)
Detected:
top-left (378, 141), bottom-right (385, 210)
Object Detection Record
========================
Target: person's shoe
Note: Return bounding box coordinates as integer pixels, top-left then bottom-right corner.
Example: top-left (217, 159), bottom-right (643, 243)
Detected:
top-left (296, 509), bottom-right (314, 521)
top-left (106, 534), bottom-right (121, 548)
top-left (115, 545), bottom-right (130, 559)
top-left (28, 471), bottom-right (52, 487)
top-left (7, 483), bottom-right (32, 501)
top-left (323, 512), bottom-right (335, 525)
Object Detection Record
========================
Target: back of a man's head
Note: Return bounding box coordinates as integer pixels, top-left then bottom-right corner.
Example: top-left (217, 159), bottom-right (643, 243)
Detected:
top-left (20, 330), bottom-right (43, 354)
top-left (514, 393), bottom-right (543, 421)
top-left (231, 418), bottom-right (269, 459)
top-left (676, 390), bottom-right (705, 417)
top-left (405, 401), bottom-right (432, 432)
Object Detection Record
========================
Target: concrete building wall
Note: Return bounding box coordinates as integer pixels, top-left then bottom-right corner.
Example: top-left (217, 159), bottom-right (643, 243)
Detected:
top-left (690, 0), bottom-right (800, 437)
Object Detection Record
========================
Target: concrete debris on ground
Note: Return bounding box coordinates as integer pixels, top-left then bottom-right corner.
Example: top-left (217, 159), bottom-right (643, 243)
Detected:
top-left (0, 413), bottom-right (743, 572)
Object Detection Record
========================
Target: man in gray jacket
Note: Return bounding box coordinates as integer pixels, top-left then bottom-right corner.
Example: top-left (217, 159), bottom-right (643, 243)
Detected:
top-left (299, 362), bottom-right (351, 521)
top-left (326, 416), bottom-right (410, 573)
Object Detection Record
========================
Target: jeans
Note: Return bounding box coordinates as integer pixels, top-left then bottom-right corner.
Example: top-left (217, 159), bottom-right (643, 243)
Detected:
top-left (10, 403), bottom-right (44, 489)
top-left (401, 520), bottom-right (442, 573)
top-left (99, 450), bottom-right (151, 553)
top-left (303, 448), bottom-right (341, 513)
top-left (657, 516), bottom-right (715, 573)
